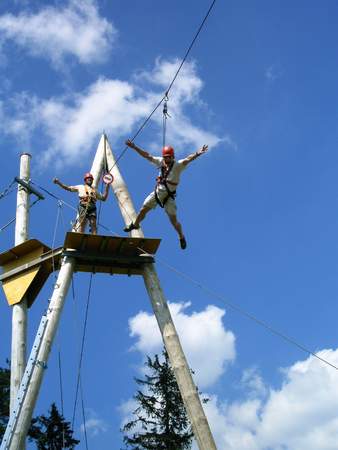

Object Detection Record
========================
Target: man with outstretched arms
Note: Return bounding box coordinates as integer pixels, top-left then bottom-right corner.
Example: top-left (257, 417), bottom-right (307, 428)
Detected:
top-left (53, 172), bottom-right (109, 234)
top-left (123, 139), bottom-right (208, 249)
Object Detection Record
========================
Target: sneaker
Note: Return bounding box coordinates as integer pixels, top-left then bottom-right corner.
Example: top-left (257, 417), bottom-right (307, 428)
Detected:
top-left (123, 222), bottom-right (140, 232)
top-left (180, 237), bottom-right (187, 250)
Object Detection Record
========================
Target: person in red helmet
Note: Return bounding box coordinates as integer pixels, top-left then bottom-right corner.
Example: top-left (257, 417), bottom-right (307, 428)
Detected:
top-left (53, 172), bottom-right (109, 234)
top-left (124, 139), bottom-right (208, 249)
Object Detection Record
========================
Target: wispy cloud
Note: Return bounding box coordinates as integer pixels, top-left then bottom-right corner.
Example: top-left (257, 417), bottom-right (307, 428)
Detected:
top-left (80, 409), bottom-right (109, 437)
top-left (265, 64), bottom-right (283, 83)
top-left (0, 0), bottom-right (116, 67)
top-left (0, 59), bottom-right (230, 168)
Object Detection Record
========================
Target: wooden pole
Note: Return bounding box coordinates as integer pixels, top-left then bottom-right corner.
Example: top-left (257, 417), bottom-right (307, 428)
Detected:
top-left (7, 141), bottom-right (107, 449)
top-left (9, 256), bottom-right (75, 450)
top-left (11, 153), bottom-right (30, 418)
top-left (104, 137), bottom-right (217, 450)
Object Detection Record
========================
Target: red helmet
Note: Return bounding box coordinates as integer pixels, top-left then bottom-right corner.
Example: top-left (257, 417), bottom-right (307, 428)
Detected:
top-left (162, 146), bottom-right (174, 157)
top-left (84, 172), bottom-right (94, 181)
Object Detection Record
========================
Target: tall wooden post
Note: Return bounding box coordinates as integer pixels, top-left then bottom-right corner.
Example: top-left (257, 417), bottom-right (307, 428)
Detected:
top-left (9, 257), bottom-right (75, 450)
top-left (104, 137), bottom-right (217, 450)
top-left (7, 142), bottom-right (107, 449)
top-left (11, 153), bottom-right (31, 418)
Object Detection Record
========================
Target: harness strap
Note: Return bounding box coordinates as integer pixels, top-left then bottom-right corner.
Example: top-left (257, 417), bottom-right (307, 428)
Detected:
top-left (154, 160), bottom-right (177, 208)
top-left (79, 186), bottom-right (97, 205)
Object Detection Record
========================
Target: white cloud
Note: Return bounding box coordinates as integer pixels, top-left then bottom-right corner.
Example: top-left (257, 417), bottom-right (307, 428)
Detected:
top-left (265, 64), bottom-right (282, 83)
top-left (129, 301), bottom-right (236, 388)
top-left (0, 0), bottom-right (116, 67)
top-left (0, 59), bottom-right (229, 167)
top-left (137, 58), bottom-right (235, 151)
top-left (80, 409), bottom-right (108, 437)
top-left (204, 349), bottom-right (338, 450)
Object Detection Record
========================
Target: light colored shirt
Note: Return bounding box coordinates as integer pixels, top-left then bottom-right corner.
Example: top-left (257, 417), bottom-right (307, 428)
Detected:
top-left (70, 185), bottom-right (104, 202)
top-left (149, 156), bottom-right (187, 191)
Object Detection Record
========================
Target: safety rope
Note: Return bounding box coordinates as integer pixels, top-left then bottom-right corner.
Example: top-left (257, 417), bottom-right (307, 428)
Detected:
top-left (80, 378), bottom-right (89, 450)
top-left (0, 193), bottom-right (42, 234)
top-left (29, 177), bottom-right (330, 380)
top-left (162, 94), bottom-right (170, 148)
top-left (0, 179), bottom-right (16, 201)
top-left (68, 277), bottom-right (90, 450)
top-left (154, 256), bottom-right (338, 372)
top-left (31, 176), bottom-right (330, 380)
top-left (72, 274), bottom-right (93, 428)
top-left (30, 180), bottom-right (121, 236)
top-left (107, 0), bottom-right (217, 173)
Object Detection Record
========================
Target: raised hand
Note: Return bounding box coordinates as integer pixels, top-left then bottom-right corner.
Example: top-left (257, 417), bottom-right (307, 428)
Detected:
top-left (125, 139), bottom-right (135, 149)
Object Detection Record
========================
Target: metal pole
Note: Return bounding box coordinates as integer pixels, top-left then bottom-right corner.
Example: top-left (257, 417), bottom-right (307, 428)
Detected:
top-left (104, 138), bottom-right (217, 450)
top-left (9, 256), bottom-right (75, 450)
top-left (11, 153), bottom-right (31, 416)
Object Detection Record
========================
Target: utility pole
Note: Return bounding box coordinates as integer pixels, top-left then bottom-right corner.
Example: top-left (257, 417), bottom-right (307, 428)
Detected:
top-left (105, 138), bottom-right (217, 450)
top-left (10, 153), bottom-right (31, 450)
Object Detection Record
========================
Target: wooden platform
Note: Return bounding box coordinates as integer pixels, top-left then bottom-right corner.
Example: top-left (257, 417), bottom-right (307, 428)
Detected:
top-left (63, 232), bottom-right (160, 275)
top-left (0, 232), bottom-right (161, 307)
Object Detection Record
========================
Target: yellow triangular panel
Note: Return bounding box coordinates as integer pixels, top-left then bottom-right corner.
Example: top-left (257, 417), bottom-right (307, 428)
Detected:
top-left (2, 267), bottom-right (40, 306)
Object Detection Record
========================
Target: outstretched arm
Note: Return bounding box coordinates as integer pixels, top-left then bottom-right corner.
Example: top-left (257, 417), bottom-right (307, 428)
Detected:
top-left (53, 178), bottom-right (78, 192)
top-left (100, 183), bottom-right (109, 201)
top-left (125, 139), bottom-right (154, 162)
top-left (182, 144), bottom-right (208, 166)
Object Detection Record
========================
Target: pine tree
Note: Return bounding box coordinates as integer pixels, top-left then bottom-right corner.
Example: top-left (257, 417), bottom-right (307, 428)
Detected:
top-left (122, 351), bottom-right (193, 450)
top-left (0, 361), bottom-right (79, 449)
top-left (0, 364), bottom-right (10, 440)
top-left (28, 403), bottom-right (80, 450)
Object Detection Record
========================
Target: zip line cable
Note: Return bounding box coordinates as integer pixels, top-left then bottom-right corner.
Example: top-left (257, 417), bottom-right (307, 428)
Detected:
top-left (72, 274), bottom-right (93, 429)
top-left (165, 0), bottom-right (216, 96)
top-left (0, 194), bottom-right (42, 234)
top-left (27, 0), bottom-right (217, 233)
top-left (30, 181), bottom-right (78, 213)
top-left (49, 201), bottom-right (67, 448)
top-left (38, 184), bottom-right (338, 373)
top-left (162, 95), bottom-right (170, 148)
top-left (79, 377), bottom-right (89, 450)
top-left (0, 179), bottom-right (16, 200)
top-left (106, 0), bottom-right (217, 173)
top-left (70, 275), bottom-right (90, 449)
top-left (30, 180), bottom-right (122, 237)
top-left (154, 256), bottom-right (338, 372)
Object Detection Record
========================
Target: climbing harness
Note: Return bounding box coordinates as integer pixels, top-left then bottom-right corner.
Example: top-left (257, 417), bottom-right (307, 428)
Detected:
top-left (154, 160), bottom-right (177, 208)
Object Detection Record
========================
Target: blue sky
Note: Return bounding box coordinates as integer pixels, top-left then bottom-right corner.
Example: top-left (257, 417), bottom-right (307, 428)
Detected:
top-left (1, 1), bottom-right (338, 449)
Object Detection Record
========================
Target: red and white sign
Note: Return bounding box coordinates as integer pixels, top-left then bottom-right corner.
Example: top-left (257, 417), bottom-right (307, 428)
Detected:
top-left (103, 173), bottom-right (114, 185)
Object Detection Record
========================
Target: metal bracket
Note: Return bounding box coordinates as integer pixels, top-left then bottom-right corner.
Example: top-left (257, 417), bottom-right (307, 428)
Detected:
top-left (14, 177), bottom-right (45, 200)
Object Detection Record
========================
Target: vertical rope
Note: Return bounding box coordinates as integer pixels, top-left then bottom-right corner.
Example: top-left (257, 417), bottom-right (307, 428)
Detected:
top-left (72, 274), bottom-right (93, 428)
top-left (162, 95), bottom-right (169, 148)
top-left (80, 378), bottom-right (89, 450)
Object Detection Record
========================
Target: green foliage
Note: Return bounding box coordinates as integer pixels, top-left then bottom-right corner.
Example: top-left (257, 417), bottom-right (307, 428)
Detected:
top-left (28, 403), bottom-right (80, 450)
top-left (0, 362), bottom-right (79, 449)
top-left (122, 351), bottom-right (193, 450)
top-left (0, 363), bottom-right (10, 440)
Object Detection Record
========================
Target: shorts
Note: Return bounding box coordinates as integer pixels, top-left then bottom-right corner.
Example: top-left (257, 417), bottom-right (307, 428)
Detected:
top-left (78, 202), bottom-right (97, 220)
top-left (143, 188), bottom-right (177, 216)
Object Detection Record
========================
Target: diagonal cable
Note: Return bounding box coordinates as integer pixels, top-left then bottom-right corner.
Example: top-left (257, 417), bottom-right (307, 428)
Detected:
top-left (107, 0), bottom-right (217, 173)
